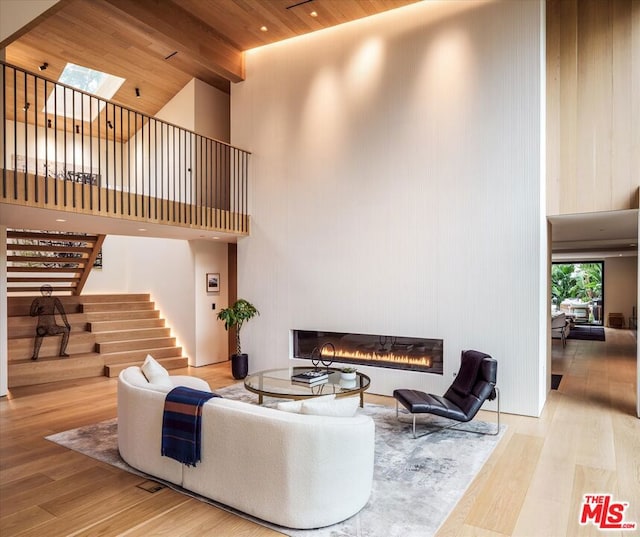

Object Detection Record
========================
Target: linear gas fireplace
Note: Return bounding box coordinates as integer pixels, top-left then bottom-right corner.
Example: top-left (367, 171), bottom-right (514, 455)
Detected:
top-left (292, 330), bottom-right (443, 374)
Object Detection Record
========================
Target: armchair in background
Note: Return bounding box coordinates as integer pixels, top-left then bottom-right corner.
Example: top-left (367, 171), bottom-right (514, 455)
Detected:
top-left (551, 312), bottom-right (569, 347)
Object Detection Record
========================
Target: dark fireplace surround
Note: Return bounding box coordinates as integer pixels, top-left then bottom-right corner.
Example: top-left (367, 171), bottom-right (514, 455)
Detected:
top-left (292, 330), bottom-right (443, 374)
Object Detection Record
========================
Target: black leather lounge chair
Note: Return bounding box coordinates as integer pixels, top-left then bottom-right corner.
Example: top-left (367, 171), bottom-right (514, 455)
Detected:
top-left (393, 349), bottom-right (500, 438)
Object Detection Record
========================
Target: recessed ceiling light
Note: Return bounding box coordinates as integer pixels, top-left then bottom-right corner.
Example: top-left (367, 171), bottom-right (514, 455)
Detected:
top-left (138, 228), bottom-right (147, 232)
top-left (260, 25), bottom-right (268, 32)
top-left (212, 236), bottom-right (220, 240)
top-left (310, 10), bottom-right (318, 17)
top-left (55, 218), bottom-right (66, 222)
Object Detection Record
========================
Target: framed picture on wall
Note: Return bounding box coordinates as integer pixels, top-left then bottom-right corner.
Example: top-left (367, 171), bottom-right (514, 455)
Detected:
top-left (206, 273), bottom-right (220, 293)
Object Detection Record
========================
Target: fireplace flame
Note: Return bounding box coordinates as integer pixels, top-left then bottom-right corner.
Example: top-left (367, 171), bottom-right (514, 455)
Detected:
top-left (321, 348), bottom-right (432, 368)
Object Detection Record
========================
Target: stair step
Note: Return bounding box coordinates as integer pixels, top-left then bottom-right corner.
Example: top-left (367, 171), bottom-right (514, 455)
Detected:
top-left (8, 266), bottom-right (83, 273)
top-left (8, 314), bottom-right (89, 338)
top-left (6, 292), bottom-right (185, 387)
top-left (7, 295), bottom-right (150, 317)
top-left (8, 353), bottom-right (104, 388)
top-left (85, 310), bottom-right (160, 322)
top-left (94, 327), bottom-right (171, 343)
top-left (8, 230), bottom-right (99, 242)
top-left (105, 356), bottom-right (188, 378)
top-left (8, 332), bottom-right (96, 361)
top-left (81, 301), bottom-right (155, 313)
top-left (8, 286), bottom-right (76, 294)
top-left (8, 276), bottom-right (80, 283)
top-left (7, 255), bottom-right (87, 265)
top-left (102, 346), bottom-right (183, 365)
top-left (89, 318), bottom-right (165, 332)
top-left (7, 243), bottom-right (94, 254)
top-left (96, 337), bottom-right (176, 354)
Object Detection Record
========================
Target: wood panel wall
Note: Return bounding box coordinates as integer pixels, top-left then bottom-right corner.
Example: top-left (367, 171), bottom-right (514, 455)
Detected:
top-left (546, 0), bottom-right (640, 215)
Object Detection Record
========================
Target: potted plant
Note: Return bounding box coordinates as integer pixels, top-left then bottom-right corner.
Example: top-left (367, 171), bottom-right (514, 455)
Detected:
top-left (340, 366), bottom-right (357, 381)
top-left (217, 299), bottom-right (259, 379)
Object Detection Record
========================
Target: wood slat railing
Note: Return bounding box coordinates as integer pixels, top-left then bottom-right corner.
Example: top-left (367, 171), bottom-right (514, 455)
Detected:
top-left (1, 61), bottom-right (251, 236)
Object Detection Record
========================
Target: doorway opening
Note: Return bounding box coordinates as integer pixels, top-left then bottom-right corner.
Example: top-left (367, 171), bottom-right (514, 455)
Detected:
top-left (551, 261), bottom-right (604, 325)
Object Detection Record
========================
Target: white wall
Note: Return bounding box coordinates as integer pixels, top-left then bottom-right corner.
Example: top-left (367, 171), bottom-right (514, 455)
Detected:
top-left (83, 235), bottom-right (228, 366)
top-left (232, 0), bottom-right (546, 416)
top-left (604, 256), bottom-right (638, 328)
top-left (0, 0), bottom-right (58, 43)
top-left (194, 79), bottom-right (230, 143)
top-left (81, 78), bottom-right (233, 366)
top-left (193, 240), bottom-right (229, 365)
top-left (155, 80), bottom-right (196, 131)
top-left (152, 77), bottom-right (230, 141)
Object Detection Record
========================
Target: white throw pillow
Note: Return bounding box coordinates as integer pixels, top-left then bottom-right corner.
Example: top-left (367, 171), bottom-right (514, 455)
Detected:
top-left (277, 394), bottom-right (335, 413)
top-left (141, 355), bottom-right (173, 388)
top-left (300, 396), bottom-right (360, 417)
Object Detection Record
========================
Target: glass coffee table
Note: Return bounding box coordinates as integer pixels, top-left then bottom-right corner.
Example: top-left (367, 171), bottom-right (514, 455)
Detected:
top-left (244, 367), bottom-right (371, 407)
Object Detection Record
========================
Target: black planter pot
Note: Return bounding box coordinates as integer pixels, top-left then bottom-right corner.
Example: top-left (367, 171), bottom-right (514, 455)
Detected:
top-left (231, 353), bottom-right (248, 379)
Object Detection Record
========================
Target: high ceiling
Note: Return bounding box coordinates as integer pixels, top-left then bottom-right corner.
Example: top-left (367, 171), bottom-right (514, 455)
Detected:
top-left (2, 0), bottom-right (420, 118)
top-left (1, 0), bottom-right (638, 255)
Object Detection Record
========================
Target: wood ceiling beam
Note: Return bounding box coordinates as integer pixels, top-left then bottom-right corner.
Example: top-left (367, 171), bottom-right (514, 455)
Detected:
top-left (101, 0), bottom-right (245, 83)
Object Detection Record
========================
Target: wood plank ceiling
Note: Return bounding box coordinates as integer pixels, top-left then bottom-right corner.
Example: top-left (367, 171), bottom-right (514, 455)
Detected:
top-left (2, 0), bottom-right (419, 118)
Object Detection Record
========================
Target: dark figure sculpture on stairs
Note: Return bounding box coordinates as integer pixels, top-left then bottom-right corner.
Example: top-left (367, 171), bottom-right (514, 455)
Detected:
top-left (30, 284), bottom-right (71, 360)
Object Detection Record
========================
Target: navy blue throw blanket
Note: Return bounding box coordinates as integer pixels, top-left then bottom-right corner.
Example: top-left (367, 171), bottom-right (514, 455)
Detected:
top-left (161, 386), bottom-right (220, 466)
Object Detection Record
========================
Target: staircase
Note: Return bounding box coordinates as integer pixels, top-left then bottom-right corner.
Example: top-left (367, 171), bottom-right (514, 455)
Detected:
top-left (6, 229), bottom-right (105, 295)
top-left (7, 294), bottom-right (188, 388)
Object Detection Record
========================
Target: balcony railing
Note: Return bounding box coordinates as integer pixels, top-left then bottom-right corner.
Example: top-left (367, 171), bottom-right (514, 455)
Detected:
top-left (0, 61), bottom-right (250, 234)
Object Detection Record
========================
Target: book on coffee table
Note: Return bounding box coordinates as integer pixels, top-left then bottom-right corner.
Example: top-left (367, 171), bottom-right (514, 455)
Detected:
top-left (291, 378), bottom-right (328, 387)
top-left (291, 370), bottom-right (329, 383)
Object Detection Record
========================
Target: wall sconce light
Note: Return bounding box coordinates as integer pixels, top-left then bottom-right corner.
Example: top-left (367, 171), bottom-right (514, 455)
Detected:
top-left (23, 102), bottom-right (30, 111)
top-left (75, 125), bottom-right (80, 134)
top-left (107, 120), bottom-right (113, 129)
top-left (135, 87), bottom-right (140, 98)
top-left (39, 62), bottom-right (48, 71)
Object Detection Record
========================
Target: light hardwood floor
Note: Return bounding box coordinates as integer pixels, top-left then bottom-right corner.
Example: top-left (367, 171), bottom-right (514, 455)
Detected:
top-left (1, 328), bottom-right (637, 536)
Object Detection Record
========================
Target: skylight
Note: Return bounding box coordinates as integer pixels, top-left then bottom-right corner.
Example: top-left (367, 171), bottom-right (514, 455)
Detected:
top-left (59, 63), bottom-right (108, 94)
top-left (45, 63), bottom-right (125, 122)
top-left (58, 63), bottom-right (124, 99)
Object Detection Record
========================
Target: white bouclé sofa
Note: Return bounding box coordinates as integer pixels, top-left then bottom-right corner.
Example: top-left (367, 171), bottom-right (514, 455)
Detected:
top-left (117, 365), bottom-right (375, 529)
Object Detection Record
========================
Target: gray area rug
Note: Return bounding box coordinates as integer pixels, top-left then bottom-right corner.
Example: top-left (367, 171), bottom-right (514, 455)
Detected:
top-left (46, 383), bottom-right (505, 537)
